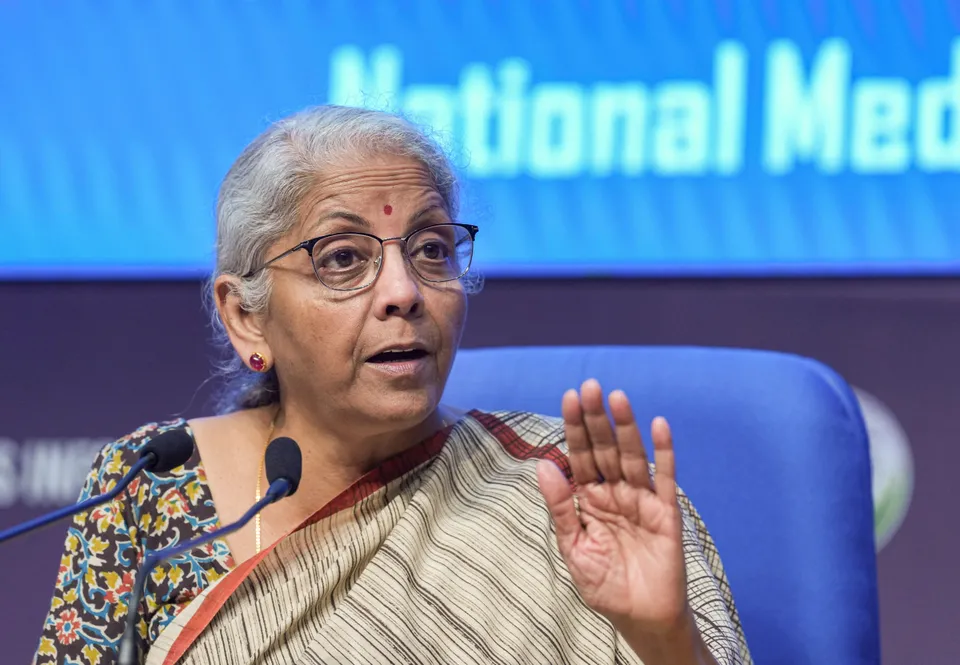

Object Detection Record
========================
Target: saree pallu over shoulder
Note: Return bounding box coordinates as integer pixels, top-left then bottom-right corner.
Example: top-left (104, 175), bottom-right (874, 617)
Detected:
top-left (149, 411), bottom-right (752, 665)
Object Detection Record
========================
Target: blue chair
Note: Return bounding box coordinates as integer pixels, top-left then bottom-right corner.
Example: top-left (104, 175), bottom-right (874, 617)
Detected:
top-left (444, 345), bottom-right (880, 665)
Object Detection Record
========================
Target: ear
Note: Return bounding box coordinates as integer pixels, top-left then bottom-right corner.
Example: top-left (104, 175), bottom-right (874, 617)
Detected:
top-left (214, 275), bottom-right (272, 371)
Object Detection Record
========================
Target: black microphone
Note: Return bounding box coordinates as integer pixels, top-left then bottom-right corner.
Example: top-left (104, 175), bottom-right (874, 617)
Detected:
top-left (118, 436), bottom-right (302, 665)
top-left (0, 429), bottom-right (194, 544)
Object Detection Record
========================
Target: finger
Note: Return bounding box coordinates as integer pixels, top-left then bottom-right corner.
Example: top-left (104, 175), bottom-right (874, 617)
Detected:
top-left (536, 460), bottom-right (582, 557)
top-left (608, 390), bottom-right (653, 490)
top-left (651, 417), bottom-right (678, 502)
top-left (579, 379), bottom-right (622, 483)
top-left (562, 389), bottom-right (600, 485)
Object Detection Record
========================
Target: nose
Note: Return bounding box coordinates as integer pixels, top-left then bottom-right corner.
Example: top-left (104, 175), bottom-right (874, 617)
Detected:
top-left (372, 241), bottom-right (423, 320)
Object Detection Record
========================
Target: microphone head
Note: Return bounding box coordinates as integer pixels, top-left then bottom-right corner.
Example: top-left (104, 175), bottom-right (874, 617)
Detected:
top-left (265, 436), bottom-right (302, 497)
top-left (140, 429), bottom-right (195, 473)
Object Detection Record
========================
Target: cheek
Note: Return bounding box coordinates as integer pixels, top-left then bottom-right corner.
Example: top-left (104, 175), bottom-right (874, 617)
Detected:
top-left (273, 294), bottom-right (366, 368)
top-left (435, 290), bottom-right (468, 347)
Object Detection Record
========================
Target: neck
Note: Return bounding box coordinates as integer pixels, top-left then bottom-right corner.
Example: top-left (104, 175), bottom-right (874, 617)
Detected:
top-left (263, 400), bottom-right (450, 520)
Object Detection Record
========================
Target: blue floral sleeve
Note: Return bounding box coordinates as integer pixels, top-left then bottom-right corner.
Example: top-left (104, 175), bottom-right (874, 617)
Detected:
top-left (33, 421), bottom-right (235, 665)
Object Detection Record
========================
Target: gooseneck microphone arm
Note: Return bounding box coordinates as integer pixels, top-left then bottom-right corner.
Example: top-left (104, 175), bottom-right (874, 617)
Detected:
top-left (118, 436), bottom-right (302, 665)
top-left (0, 430), bottom-right (195, 545)
top-left (0, 456), bottom-right (155, 544)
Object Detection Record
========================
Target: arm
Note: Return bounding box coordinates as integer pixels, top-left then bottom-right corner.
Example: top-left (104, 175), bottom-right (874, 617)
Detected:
top-left (615, 612), bottom-right (718, 665)
top-left (34, 440), bottom-right (143, 665)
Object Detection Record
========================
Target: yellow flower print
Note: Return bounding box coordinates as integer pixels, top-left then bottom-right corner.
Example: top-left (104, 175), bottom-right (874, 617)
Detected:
top-left (185, 479), bottom-right (203, 503)
top-left (152, 513), bottom-right (168, 534)
top-left (157, 488), bottom-right (188, 518)
top-left (81, 643), bottom-right (101, 665)
top-left (105, 451), bottom-right (124, 475)
top-left (168, 565), bottom-right (184, 587)
top-left (88, 536), bottom-right (109, 555)
top-left (37, 636), bottom-right (57, 656)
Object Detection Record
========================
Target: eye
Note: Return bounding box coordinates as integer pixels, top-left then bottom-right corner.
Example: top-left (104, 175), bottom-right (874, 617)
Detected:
top-left (332, 248), bottom-right (359, 268)
top-left (409, 228), bottom-right (456, 262)
top-left (313, 235), bottom-right (377, 274)
top-left (318, 247), bottom-right (364, 270)
top-left (417, 240), bottom-right (450, 261)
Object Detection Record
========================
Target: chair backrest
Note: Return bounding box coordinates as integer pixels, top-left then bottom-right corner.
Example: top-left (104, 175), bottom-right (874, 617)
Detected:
top-left (443, 345), bottom-right (881, 665)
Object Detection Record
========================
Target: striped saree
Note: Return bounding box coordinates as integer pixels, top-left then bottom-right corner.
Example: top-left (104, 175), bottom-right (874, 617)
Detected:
top-left (146, 410), bottom-right (752, 665)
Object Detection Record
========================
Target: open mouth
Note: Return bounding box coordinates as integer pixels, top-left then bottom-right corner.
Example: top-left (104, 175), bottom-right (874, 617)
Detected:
top-left (366, 349), bottom-right (429, 363)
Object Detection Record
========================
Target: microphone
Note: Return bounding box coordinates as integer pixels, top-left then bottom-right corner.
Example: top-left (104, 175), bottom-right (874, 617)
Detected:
top-left (118, 436), bottom-right (302, 665)
top-left (0, 429), bottom-right (195, 544)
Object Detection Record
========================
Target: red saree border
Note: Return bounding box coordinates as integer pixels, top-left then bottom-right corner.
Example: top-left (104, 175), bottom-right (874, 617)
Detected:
top-left (469, 410), bottom-right (573, 481)
top-left (294, 411), bottom-right (466, 531)
top-left (162, 413), bottom-right (467, 664)
top-left (161, 547), bottom-right (273, 665)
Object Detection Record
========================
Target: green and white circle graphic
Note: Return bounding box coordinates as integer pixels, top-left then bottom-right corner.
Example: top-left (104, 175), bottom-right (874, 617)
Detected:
top-left (853, 387), bottom-right (914, 551)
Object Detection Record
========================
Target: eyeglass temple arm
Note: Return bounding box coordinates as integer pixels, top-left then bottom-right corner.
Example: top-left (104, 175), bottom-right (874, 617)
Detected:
top-left (242, 242), bottom-right (313, 279)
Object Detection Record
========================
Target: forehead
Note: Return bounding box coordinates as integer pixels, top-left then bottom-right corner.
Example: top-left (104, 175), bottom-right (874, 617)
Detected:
top-left (298, 155), bottom-right (446, 230)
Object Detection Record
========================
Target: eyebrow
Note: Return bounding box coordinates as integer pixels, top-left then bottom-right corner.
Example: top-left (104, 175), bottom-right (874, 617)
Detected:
top-left (310, 204), bottom-right (450, 236)
top-left (409, 203), bottom-right (450, 228)
top-left (312, 211), bottom-right (372, 234)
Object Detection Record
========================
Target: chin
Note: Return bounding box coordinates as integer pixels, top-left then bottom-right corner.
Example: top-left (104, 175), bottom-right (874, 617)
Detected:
top-left (361, 386), bottom-right (442, 429)
top-left (356, 357), bottom-right (448, 427)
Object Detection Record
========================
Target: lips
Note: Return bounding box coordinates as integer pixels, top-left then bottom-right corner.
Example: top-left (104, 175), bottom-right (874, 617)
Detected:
top-left (365, 347), bottom-right (430, 363)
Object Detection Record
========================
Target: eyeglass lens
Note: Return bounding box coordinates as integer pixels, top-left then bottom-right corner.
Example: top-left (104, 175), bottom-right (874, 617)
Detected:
top-left (310, 224), bottom-right (474, 290)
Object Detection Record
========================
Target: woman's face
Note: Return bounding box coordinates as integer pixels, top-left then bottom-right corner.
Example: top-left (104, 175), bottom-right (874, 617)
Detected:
top-left (253, 154), bottom-right (468, 434)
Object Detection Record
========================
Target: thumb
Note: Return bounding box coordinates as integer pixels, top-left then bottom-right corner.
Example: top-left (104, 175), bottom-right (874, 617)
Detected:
top-left (536, 460), bottom-right (582, 556)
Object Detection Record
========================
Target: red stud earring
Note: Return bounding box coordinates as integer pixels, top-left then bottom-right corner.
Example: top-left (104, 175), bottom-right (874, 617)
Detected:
top-left (249, 353), bottom-right (268, 372)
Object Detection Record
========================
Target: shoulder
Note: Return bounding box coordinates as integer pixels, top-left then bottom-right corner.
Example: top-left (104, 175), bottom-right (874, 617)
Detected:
top-left (82, 417), bottom-right (226, 565)
top-left (458, 409), bottom-right (571, 477)
top-left (461, 409), bottom-right (712, 528)
top-left (37, 420), bottom-right (228, 664)
top-left (465, 410), bottom-right (566, 456)
top-left (83, 419), bottom-right (195, 494)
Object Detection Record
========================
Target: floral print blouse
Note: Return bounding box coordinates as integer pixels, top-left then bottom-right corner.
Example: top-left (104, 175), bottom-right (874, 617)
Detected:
top-left (34, 420), bottom-right (235, 665)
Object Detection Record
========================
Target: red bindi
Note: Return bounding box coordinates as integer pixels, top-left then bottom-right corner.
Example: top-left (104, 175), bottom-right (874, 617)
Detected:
top-left (383, 204), bottom-right (393, 215)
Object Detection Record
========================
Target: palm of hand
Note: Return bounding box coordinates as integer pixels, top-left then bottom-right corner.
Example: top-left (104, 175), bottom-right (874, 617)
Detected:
top-left (536, 380), bottom-right (688, 631)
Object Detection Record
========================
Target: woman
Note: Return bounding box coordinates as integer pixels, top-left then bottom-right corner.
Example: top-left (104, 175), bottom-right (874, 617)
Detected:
top-left (36, 106), bottom-right (752, 665)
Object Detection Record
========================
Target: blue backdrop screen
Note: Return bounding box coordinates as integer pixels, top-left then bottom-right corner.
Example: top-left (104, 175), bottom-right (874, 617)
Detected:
top-left (2, 0), bottom-right (959, 278)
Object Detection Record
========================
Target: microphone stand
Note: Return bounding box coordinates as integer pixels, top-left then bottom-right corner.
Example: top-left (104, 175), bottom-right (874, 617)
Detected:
top-left (0, 454), bottom-right (156, 544)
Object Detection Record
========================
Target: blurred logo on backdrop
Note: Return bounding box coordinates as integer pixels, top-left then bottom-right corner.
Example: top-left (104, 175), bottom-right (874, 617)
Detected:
top-left (0, 438), bottom-right (108, 509)
top-left (852, 388), bottom-right (915, 551)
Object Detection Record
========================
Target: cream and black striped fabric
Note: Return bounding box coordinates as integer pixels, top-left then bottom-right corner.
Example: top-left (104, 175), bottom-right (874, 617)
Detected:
top-left (150, 410), bottom-right (752, 665)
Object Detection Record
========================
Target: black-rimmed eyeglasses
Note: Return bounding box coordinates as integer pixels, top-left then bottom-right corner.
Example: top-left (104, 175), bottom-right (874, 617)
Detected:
top-left (243, 223), bottom-right (479, 292)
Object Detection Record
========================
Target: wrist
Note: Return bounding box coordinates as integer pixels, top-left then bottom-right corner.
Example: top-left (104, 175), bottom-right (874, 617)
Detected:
top-left (613, 610), bottom-right (714, 665)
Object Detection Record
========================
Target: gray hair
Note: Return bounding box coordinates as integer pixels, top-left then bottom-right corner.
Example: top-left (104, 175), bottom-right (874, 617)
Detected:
top-left (206, 105), bottom-right (477, 414)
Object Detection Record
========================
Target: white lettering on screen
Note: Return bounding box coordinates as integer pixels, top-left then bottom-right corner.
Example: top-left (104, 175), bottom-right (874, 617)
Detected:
top-left (327, 38), bottom-right (960, 177)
